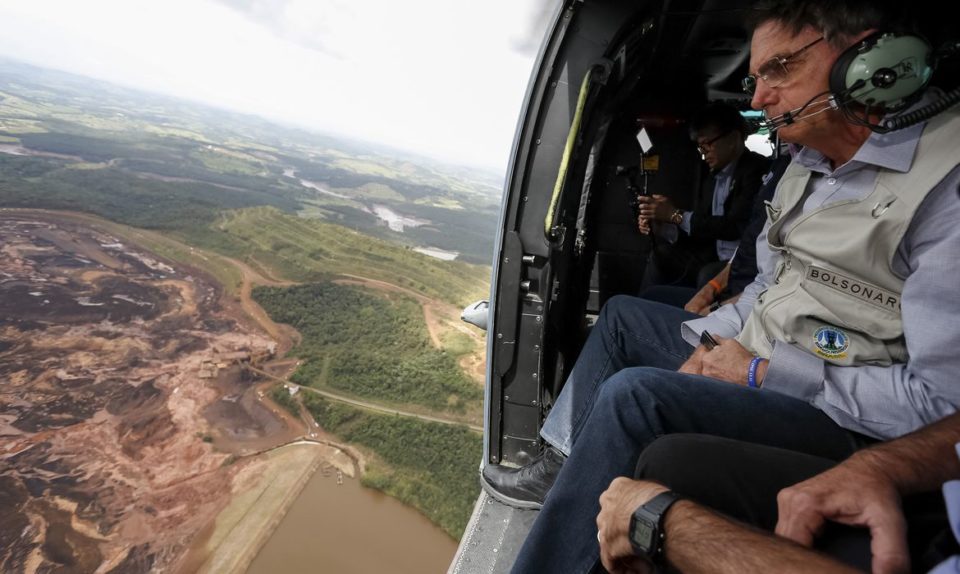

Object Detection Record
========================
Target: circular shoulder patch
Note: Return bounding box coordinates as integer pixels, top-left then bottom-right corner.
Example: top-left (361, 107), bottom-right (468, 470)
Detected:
top-left (814, 326), bottom-right (849, 359)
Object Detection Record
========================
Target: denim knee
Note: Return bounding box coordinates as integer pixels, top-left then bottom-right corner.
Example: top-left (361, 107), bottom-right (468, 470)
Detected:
top-left (597, 294), bottom-right (640, 329)
top-left (593, 366), bottom-right (660, 407)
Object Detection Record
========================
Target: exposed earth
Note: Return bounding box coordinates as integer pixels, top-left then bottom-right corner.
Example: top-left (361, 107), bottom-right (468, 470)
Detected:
top-left (0, 212), bottom-right (297, 573)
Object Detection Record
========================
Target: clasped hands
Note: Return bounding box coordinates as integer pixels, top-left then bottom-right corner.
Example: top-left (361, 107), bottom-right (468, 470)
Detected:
top-left (598, 465), bottom-right (909, 574)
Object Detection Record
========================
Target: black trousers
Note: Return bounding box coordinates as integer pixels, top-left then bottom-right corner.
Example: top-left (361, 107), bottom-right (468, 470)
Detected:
top-left (640, 243), bottom-right (720, 291)
top-left (638, 285), bottom-right (697, 309)
top-left (633, 434), bottom-right (953, 572)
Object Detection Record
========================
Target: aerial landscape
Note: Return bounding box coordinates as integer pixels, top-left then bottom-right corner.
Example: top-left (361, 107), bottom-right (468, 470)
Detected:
top-left (0, 57), bottom-right (497, 572)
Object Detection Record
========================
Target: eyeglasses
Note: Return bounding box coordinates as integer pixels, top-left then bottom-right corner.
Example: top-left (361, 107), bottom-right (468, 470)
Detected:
top-left (696, 130), bottom-right (730, 154)
top-left (742, 36), bottom-right (824, 95)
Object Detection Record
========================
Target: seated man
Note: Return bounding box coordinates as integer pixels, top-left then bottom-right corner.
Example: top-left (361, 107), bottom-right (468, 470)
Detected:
top-left (483, 1), bottom-right (960, 571)
top-left (642, 153), bottom-right (792, 313)
top-left (595, 413), bottom-right (960, 573)
top-left (637, 102), bottom-right (769, 290)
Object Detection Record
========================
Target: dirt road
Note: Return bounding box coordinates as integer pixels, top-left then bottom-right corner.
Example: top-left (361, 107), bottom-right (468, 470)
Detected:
top-left (232, 258), bottom-right (300, 354)
top-left (244, 364), bottom-right (483, 433)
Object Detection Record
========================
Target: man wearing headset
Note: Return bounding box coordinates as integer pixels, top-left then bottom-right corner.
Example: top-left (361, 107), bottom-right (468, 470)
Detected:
top-left (502, 0), bottom-right (960, 572)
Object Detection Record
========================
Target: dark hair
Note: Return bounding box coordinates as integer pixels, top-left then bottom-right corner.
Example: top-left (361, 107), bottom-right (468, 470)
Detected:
top-left (748, 0), bottom-right (919, 48)
top-left (690, 102), bottom-right (750, 140)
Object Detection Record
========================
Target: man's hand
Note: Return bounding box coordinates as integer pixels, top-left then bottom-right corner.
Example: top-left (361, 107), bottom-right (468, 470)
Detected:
top-left (637, 214), bottom-right (651, 235)
top-left (597, 478), bottom-right (668, 574)
top-left (678, 344), bottom-right (708, 375)
top-left (684, 284), bottom-right (717, 316)
top-left (699, 336), bottom-right (764, 385)
top-left (776, 459), bottom-right (909, 574)
top-left (637, 194), bottom-right (676, 223)
top-left (679, 338), bottom-right (767, 384)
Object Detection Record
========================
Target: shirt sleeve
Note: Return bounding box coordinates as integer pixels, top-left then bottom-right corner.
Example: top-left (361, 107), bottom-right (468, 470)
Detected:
top-left (762, 172), bottom-right (960, 440)
top-left (679, 210), bottom-right (692, 234)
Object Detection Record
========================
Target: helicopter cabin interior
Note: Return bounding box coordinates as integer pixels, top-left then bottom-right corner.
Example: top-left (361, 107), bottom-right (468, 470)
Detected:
top-left (451, 0), bottom-right (958, 572)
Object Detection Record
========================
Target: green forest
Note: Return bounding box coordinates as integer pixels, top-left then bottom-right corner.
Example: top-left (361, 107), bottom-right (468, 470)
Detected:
top-left (300, 391), bottom-right (481, 538)
top-left (0, 154), bottom-right (300, 231)
top-left (254, 282), bottom-right (482, 414)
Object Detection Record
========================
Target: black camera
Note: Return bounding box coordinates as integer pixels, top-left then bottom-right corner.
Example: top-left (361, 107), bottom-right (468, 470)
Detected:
top-left (615, 165), bottom-right (645, 219)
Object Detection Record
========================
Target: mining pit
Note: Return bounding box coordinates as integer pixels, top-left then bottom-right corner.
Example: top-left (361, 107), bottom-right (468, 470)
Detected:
top-left (0, 213), bottom-right (296, 573)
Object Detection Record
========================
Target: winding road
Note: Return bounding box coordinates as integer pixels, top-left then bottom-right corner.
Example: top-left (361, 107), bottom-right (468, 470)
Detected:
top-left (244, 364), bottom-right (483, 433)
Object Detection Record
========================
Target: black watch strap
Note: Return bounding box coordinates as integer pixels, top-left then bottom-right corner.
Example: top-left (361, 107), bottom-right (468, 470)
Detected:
top-left (645, 491), bottom-right (680, 517)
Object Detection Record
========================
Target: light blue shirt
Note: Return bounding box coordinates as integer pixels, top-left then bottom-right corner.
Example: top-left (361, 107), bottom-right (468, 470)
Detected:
top-left (680, 109), bottom-right (960, 440)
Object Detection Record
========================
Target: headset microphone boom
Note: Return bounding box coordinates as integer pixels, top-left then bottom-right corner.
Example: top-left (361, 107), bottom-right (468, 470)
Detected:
top-left (762, 32), bottom-right (959, 134)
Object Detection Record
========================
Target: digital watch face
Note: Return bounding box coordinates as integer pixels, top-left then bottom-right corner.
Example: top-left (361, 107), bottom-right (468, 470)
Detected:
top-left (630, 517), bottom-right (656, 551)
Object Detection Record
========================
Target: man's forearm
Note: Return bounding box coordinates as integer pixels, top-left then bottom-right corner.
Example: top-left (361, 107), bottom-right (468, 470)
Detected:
top-left (851, 411), bottom-right (960, 493)
top-left (713, 263), bottom-right (731, 289)
top-left (665, 501), bottom-right (857, 574)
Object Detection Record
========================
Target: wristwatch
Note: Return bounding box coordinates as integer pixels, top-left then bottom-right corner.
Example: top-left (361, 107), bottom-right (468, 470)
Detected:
top-left (629, 490), bottom-right (681, 561)
top-left (669, 209), bottom-right (684, 225)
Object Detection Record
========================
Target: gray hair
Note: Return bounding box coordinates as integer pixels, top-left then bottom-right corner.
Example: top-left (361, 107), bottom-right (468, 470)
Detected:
top-left (748, 0), bottom-right (919, 48)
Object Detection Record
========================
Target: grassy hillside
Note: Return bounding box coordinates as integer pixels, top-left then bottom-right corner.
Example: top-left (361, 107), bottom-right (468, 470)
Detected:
top-left (253, 282), bottom-right (482, 415)
top-left (216, 207), bottom-right (488, 307)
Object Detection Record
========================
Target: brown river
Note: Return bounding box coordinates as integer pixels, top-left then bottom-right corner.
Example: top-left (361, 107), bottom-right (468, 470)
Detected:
top-left (246, 470), bottom-right (458, 573)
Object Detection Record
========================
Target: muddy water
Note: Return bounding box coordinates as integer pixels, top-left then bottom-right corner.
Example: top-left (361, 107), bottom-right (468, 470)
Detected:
top-left (246, 470), bottom-right (457, 574)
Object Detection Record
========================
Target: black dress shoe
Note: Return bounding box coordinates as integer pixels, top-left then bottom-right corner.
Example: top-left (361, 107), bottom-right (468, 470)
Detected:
top-left (480, 446), bottom-right (566, 510)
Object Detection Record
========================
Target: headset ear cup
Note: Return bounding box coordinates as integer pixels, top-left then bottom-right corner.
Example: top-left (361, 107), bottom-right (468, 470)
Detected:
top-left (830, 32), bottom-right (934, 110)
top-left (829, 34), bottom-right (879, 102)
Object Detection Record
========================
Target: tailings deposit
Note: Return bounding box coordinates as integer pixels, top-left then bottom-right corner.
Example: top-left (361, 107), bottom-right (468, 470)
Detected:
top-left (0, 212), bottom-right (284, 572)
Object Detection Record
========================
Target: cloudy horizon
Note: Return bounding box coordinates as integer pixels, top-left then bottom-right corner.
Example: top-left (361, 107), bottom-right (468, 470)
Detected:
top-left (0, 0), bottom-right (559, 172)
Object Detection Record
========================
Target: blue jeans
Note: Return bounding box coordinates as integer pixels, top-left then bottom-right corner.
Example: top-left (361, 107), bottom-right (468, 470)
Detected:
top-left (540, 296), bottom-right (697, 455)
top-left (514, 298), bottom-right (874, 574)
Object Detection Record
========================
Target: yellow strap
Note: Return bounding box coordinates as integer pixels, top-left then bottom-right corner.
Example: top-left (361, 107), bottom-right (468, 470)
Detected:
top-left (544, 68), bottom-right (594, 237)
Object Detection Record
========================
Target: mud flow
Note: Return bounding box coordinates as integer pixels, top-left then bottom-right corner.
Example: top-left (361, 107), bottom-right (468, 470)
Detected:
top-left (0, 214), bottom-right (289, 573)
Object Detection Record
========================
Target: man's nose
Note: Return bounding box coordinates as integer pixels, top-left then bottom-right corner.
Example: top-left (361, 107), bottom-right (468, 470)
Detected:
top-left (750, 81), bottom-right (776, 111)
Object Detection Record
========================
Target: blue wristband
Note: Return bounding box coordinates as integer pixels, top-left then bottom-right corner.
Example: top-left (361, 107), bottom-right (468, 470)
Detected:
top-left (747, 356), bottom-right (763, 388)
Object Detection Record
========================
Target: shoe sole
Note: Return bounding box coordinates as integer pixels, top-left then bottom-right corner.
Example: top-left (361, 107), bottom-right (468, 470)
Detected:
top-left (479, 472), bottom-right (544, 511)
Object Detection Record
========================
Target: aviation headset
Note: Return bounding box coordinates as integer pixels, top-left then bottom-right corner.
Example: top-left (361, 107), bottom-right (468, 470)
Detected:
top-left (829, 32), bottom-right (933, 112)
top-left (827, 31), bottom-right (960, 132)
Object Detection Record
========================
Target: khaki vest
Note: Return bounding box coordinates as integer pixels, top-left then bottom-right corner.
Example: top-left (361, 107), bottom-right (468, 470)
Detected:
top-left (737, 111), bottom-right (960, 366)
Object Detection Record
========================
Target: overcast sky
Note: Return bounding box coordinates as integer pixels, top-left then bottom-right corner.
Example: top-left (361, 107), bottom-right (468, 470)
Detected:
top-left (0, 0), bottom-right (559, 172)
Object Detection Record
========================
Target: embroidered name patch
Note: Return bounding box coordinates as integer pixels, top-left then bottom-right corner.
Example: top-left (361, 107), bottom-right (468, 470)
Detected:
top-left (814, 326), bottom-right (849, 359)
top-left (806, 266), bottom-right (900, 312)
